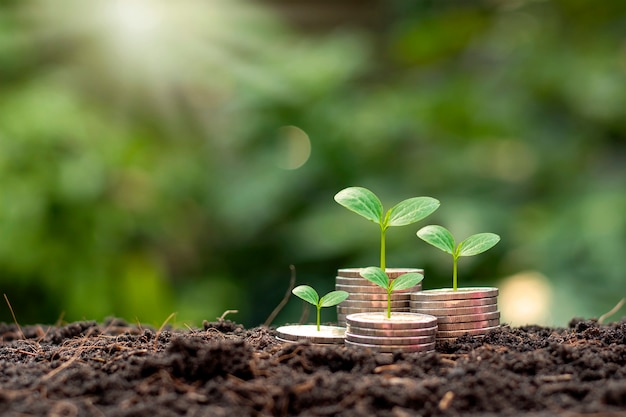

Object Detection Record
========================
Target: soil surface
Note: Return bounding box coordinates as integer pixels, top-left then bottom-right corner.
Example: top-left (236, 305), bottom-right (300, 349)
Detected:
top-left (0, 317), bottom-right (625, 416)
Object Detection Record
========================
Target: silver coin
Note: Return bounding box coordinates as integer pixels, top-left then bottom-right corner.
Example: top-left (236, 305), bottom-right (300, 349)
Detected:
top-left (411, 287), bottom-right (498, 301)
top-left (336, 284), bottom-right (419, 294)
top-left (434, 311), bottom-right (501, 324)
top-left (338, 304), bottom-right (411, 311)
top-left (340, 300), bottom-right (409, 309)
top-left (336, 284), bottom-right (389, 294)
top-left (409, 297), bottom-right (497, 308)
top-left (437, 319), bottom-right (500, 331)
top-left (338, 268), bottom-right (423, 279)
top-left (346, 292), bottom-right (411, 302)
top-left (346, 324), bottom-right (437, 338)
top-left (275, 325), bottom-right (346, 344)
top-left (436, 325), bottom-right (500, 338)
top-left (337, 276), bottom-right (423, 286)
top-left (345, 340), bottom-right (435, 353)
top-left (338, 310), bottom-right (420, 326)
top-left (346, 332), bottom-right (435, 346)
top-left (275, 336), bottom-right (347, 346)
top-left (346, 312), bottom-right (437, 330)
top-left (338, 307), bottom-right (411, 315)
top-left (410, 304), bottom-right (498, 316)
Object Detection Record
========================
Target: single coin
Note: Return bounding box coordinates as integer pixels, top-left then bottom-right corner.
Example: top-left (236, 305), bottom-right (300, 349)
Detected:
top-left (340, 300), bottom-right (409, 309)
top-left (336, 284), bottom-right (389, 294)
top-left (409, 297), bottom-right (497, 308)
top-left (338, 306), bottom-right (411, 313)
top-left (346, 332), bottom-right (435, 346)
top-left (346, 324), bottom-right (438, 338)
top-left (346, 292), bottom-right (411, 301)
top-left (437, 319), bottom-right (500, 331)
top-left (275, 336), bottom-right (346, 346)
top-left (336, 276), bottom-right (423, 286)
top-left (346, 312), bottom-right (437, 330)
top-left (411, 287), bottom-right (498, 301)
top-left (337, 305), bottom-right (384, 313)
top-left (410, 304), bottom-right (498, 316)
top-left (275, 325), bottom-right (345, 344)
top-left (336, 284), bottom-right (419, 294)
top-left (434, 311), bottom-right (501, 324)
top-left (345, 340), bottom-right (435, 353)
top-left (338, 268), bottom-right (423, 279)
top-left (335, 277), bottom-right (378, 287)
top-left (436, 325), bottom-right (500, 338)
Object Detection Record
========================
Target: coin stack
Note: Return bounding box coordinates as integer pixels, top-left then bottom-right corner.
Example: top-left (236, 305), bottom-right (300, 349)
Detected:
top-left (335, 268), bottom-right (423, 327)
top-left (410, 287), bottom-right (500, 341)
top-left (275, 325), bottom-right (345, 345)
top-left (344, 312), bottom-right (438, 353)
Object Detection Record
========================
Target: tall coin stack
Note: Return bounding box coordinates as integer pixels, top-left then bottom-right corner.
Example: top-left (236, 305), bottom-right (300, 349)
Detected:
top-left (345, 312), bottom-right (438, 353)
top-left (335, 268), bottom-right (423, 327)
top-left (410, 287), bottom-right (500, 341)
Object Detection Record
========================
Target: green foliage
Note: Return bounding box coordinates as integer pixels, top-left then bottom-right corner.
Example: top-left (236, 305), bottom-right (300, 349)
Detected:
top-left (334, 187), bottom-right (439, 270)
top-left (417, 226), bottom-right (500, 291)
top-left (359, 266), bottom-right (423, 318)
top-left (0, 1), bottom-right (624, 327)
top-left (292, 285), bottom-right (349, 330)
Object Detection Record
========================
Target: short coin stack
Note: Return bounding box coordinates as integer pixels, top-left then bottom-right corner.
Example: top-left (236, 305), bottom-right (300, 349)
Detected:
top-left (335, 268), bottom-right (423, 327)
top-left (410, 287), bottom-right (500, 341)
top-left (345, 312), bottom-right (438, 353)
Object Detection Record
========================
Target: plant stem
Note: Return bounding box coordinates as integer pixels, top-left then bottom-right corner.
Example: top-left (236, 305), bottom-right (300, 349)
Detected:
top-left (380, 226), bottom-right (386, 271)
top-left (316, 306), bottom-right (321, 331)
top-left (387, 290), bottom-right (391, 319)
top-left (453, 256), bottom-right (458, 291)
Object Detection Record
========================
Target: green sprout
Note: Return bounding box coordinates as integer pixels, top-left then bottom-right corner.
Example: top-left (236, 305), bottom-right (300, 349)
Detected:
top-left (360, 267), bottom-right (424, 318)
top-left (416, 225), bottom-right (500, 291)
top-left (292, 285), bottom-right (349, 331)
top-left (334, 187), bottom-right (440, 271)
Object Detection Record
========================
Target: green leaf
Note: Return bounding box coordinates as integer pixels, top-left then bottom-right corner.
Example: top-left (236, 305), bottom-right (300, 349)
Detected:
top-left (386, 197), bottom-right (440, 227)
top-left (320, 290), bottom-right (349, 307)
top-left (417, 225), bottom-right (455, 255)
top-left (458, 233), bottom-right (500, 257)
top-left (334, 187), bottom-right (383, 225)
top-left (359, 266), bottom-right (389, 290)
top-left (292, 285), bottom-right (319, 306)
top-left (390, 272), bottom-right (424, 291)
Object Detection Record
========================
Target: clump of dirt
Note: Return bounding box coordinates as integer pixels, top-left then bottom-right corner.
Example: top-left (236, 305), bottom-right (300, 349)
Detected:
top-left (0, 317), bottom-right (624, 416)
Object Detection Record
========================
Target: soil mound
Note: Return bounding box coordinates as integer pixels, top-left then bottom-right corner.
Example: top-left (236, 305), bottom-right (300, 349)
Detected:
top-left (0, 318), bottom-right (625, 416)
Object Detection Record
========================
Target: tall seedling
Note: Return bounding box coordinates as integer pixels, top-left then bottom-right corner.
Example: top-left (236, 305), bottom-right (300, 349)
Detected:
top-left (334, 187), bottom-right (440, 270)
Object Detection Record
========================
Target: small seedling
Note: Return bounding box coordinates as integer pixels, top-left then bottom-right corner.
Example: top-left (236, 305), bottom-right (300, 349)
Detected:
top-left (359, 267), bottom-right (424, 318)
top-left (416, 225), bottom-right (500, 291)
top-left (292, 286), bottom-right (349, 331)
top-left (334, 187), bottom-right (439, 270)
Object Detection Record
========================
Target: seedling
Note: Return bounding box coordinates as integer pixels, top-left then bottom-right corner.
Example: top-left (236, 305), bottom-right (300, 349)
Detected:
top-left (360, 267), bottom-right (424, 318)
top-left (334, 187), bottom-right (440, 270)
top-left (292, 286), bottom-right (349, 331)
top-left (416, 225), bottom-right (500, 291)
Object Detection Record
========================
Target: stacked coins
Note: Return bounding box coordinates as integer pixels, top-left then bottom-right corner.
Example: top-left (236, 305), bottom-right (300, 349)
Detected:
top-left (345, 312), bottom-right (438, 353)
top-left (410, 287), bottom-right (500, 341)
top-left (335, 268), bottom-right (423, 327)
top-left (275, 325), bottom-right (345, 345)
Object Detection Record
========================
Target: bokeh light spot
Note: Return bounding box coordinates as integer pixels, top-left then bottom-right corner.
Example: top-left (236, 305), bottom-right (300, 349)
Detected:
top-left (275, 125), bottom-right (311, 170)
top-left (499, 271), bottom-right (553, 326)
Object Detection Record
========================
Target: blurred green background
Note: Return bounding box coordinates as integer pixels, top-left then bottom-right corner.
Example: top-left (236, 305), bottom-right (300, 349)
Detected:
top-left (0, 0), bottom-right (624, 328)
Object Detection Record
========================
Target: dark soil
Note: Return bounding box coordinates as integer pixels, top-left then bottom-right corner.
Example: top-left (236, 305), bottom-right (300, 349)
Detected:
top-left (0, 317), bottom-right (625, 416)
